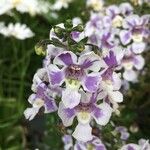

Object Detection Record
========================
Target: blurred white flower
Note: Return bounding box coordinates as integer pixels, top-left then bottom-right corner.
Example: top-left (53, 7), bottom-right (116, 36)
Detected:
top-left (0, 22), bottom-right (34, 40)
top-left (51, 0), bottom-right (73, 10)
top-left (86, 0), bottom-right (104, 11)
top-left (0, 0), bottom-right (51, 16)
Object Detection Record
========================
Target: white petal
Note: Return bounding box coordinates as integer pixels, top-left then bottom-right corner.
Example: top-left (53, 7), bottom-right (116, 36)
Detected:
top-left (62, 88), bottom-right (81, 109)
top-left (112, 72), bottom-right (122, 90)
top-left (93, 103), bottom-right (112, 126)
top-left (24, 107), bottom-right (39, 121)
top-left (134, 55), bottom-right (145, 70)
top-left (108, 91), bottom-right (123, 103)
top-left (72, 123), bottom-right (93, 142)
top-left (123, 70), bottom-right (138, 82)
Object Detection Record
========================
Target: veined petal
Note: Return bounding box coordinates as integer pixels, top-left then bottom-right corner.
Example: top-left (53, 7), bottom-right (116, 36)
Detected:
top-left (72, 123), bottom-right (93, 142)
top-left (79, 51), bottom-right (102, 72)
top-left (82, 73), bottom-right (100, 92)
top-left (48, 64), bottom-right (65, 86)
top-left (58, 102), bottom-right (75, 127)
top-left (120, 30), bottom-right (132, 45)
top-left (92, 103), bottom-right (112, 126)
top-left (54, 51), bottom-right (77, 66)
top-left (24, 107), bottom-right (39, 121)
top-left (44, 97), bottom-right (58, 113)
top-left (62, 88), bottom-right (81, 109)
top-left (108, 91), bottom-right (123, 103)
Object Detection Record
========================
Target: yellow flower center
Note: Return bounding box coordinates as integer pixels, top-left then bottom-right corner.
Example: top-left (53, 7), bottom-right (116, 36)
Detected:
top-left (112, 15), bottom-right (123, 28)
top-left (77, 112), bottom-right (91, 124)
top-left (66, 79), bottom-right (80, 89)
top-left (33, 98), bottom-right (44, 107)
top-left (123, 61), bottom-right (133, 70)
top-left (132, 33), bottom-right (143, 43)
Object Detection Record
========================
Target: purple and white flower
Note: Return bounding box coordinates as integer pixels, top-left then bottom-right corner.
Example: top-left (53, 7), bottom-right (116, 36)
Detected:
top-left (48, 51), bottom-right (102, 108)
top-left (24, 82), bottom-right (57, 120)
top-left (58, 91), bottom-right (112, 142)
top-left (121, 47), bottom-right (145, 82)
top-left (121, 139), bottom-right (150, 150)
top-left (115, 126), bottom-right (130, 141)
top-left (120, 14), bottom-right (149, 53)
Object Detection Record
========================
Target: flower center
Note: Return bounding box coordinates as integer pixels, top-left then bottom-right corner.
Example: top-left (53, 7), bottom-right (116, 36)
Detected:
top-left (77, 111), bottom-right (91, 124)
top-left (112, 15), bottom-right (123, 28)
top-left (33, 98), bottom-right (44, 107)
top-left (66, 64), bottom-right (84, 80)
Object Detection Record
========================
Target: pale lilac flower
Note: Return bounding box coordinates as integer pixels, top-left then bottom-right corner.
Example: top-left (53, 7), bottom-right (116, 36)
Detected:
top-left (119, 3), bottom-right (133, 17)
top-left (48, 51), bottom-right (102, 108)
top-left (115, 126), bottom-right (130, 141)
top-left (106, 5), bottom-right (124, 28)
top-left (120, 14), bottom-right (149, 51)
top-left (74, 136), bottom-right (106, 150)
top-left (85, 13), bottom-right (103, 38)
top-left (121, 47), bottom-right (145, 82)
top-left (24, 83), bottom-right (57, 120)
top-left (98, 51), bottom-right (123, 110)
top-left (62, 135), bottom-right (73, 150)
top-left (121, 139), bottom-right (150, 150)
top-left (58, 91), bottom-right (112, 142)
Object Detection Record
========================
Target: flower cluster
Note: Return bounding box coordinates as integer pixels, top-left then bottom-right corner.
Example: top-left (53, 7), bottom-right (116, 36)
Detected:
top-left (85, 2), bottom-right (149, 83)
top-left (24, 0), bottom-right (149, 147)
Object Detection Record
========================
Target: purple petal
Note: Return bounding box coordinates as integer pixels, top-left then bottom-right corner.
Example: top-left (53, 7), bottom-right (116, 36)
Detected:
top-left (44, 97), bottom-right (58, 113)
top-left (103, 51), bottom-right (117, 67)
top-left (120, 30), bottom-right (132, 45)
top-left (57, 52), bottom-right (75, 66)
top-left (82, 74), bottom-right (100, 92)
top-left (48, 65), bottom-right (65, 85)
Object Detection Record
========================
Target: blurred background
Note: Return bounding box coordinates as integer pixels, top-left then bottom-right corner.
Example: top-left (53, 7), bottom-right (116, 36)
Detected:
top-left (0, 0), bottom-right (149, 149)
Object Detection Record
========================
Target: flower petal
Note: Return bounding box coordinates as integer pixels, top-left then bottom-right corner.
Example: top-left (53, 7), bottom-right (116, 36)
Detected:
top-left (123, 70), bottom-right (138, 82)
top-left (62, 88), bottom-right (81, 109)
top-left (108, 91), bottom-right (123, 103)
top-left (120, 30), bottom-right (132, 45)
top-left (134, 55), bottom-right (145, 70)
top-left (132, 42), bottom-right (146, 54)
top-left (24, 107), bottom-right (39, 121)
top-left (54, 51), bottom-right (77, 66)
top-left (92, 103), bottom-right (112, 126)
top-left (44, 97), bottom-right (58, 113)
top-left (79, 51), bottom-right (102, 72)
top-left (121, 144), bottom-right (140, 150)
top-left (58, 102), bottom-right (75, 127)
top-left (48, 64), bottom-right (65, 86)
top-left (82, 73), bottom-right (100, 92)
top-left (72, 123), bottom-right (93, 142)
